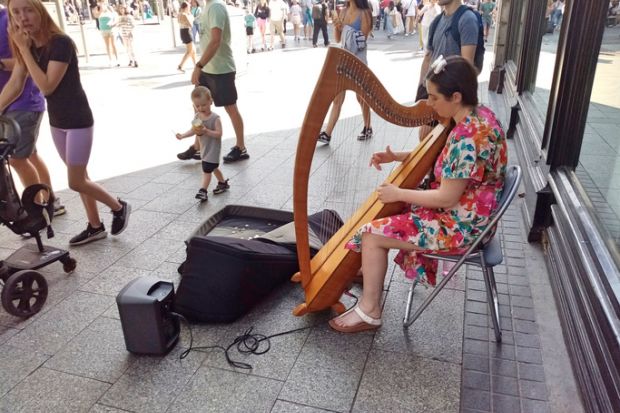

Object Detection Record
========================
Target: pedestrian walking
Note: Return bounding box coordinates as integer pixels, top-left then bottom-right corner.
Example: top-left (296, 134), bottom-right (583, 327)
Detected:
top-left (6, 0), bottom-right (131, 245)
top-left (177, 1), bottom-right (197, 72)
top-left (0, 2), bottom-right (65, 215)
top-left (187, 0), bottom-right (249, 163)
top-left (317, 0), bottom-right (372, 144)
top-left (115, 4), bottom-right (138, 67)
top-left (175, 86), bottom-right (229, 202)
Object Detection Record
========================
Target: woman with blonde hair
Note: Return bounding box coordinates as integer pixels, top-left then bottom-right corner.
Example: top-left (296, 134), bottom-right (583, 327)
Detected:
top-left (6, 0), bottom-right (131, 245)
top-left (177, 1), bottom-right (196, 72)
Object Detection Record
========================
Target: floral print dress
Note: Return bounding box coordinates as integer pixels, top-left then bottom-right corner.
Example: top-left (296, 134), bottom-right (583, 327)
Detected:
top-left (345, 105), bottom-right (508, 286)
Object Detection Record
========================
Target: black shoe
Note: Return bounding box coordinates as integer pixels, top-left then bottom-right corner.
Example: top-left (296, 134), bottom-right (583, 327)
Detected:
top-left (192, 151), bottom-right (201, 160)
top-left (70, 223), bottom-right (107, 246)
top-left (111, 198), bottom-right (131, 235)
top-left (212, 179), bottom-right (230, 195)
top-left (133, 61), bottom-right (138, 68)
top-left (317, 131), bottom-right (331, 144)
top-left (53, 197), bottom-right (66, 217)
top-left (357, 127), bottom-right (373, 141)
top-left (223, 146), bottom-right (250, 163)
top-left (195, 188), bottom-right (209, 202)
top-left (177, 145), bottom-right (198, 160)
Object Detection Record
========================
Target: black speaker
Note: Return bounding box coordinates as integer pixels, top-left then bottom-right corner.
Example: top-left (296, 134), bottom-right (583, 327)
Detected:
top-left (116, 277), bottom-right (180, 355)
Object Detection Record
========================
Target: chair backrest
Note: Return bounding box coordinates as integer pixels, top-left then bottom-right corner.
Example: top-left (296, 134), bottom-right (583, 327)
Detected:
top-left (458, 165), bottom-right (522, 257)
top-left (487, 165), bottom-right (523, 231)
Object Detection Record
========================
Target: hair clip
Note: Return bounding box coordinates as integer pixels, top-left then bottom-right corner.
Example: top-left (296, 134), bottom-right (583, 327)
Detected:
top-left (430, 55), bottom-right (448, 74)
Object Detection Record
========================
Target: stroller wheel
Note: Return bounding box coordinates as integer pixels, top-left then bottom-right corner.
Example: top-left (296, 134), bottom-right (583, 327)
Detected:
top-left (1, 270), bottom-right (48, 318)
top-left (62, 257), bottom-right (77, 273)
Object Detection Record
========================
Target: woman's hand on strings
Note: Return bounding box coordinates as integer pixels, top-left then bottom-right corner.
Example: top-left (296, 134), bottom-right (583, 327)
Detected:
top-left (369, 145), bottom-right (397, 170)
top-left (376, 183), bottom-right (402, 204)
top-left (8, 22), bottom-right (31, 50)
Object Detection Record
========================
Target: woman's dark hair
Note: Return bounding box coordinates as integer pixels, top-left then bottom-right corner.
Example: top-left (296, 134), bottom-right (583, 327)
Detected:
top-left (425, 55), bottom-right (479, 106)
top-left (180, 1), bottom-right (190, 9)
top-left (351, 0), bottom-right (370, 9)
top-left (388, 0), bottom-right (394, 10)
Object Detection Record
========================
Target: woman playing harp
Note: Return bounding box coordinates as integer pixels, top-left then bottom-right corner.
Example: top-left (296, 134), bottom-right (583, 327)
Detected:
top-left (329, 56), bottom-right (507, 333)
top-left (317, 0), bottom-right (373, 144)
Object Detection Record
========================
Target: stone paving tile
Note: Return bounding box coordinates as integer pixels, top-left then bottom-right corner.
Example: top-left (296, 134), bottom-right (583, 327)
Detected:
top-left (200, 287), bottom-right (320, 380)
top-left (99, 345), bottom-right (206, 413)
top-left (352, 349), bottom-right (460, 413)
top-left (89, 404), bottom-right (131, 413)
top-left (0, 344), bottom-right (49, 397)
top-left (0, 325), bottom-right (19, 345)
top-left (0, 367), bottom-right (109, 412)
top-left (115, 236), bottom-right (184, 271)
top-left (271, 400), bottom-right (338, 413)
top-left (5, 291), bottom-right (111, 355)
top-left (373, 282), bottom-right (465, 364)
top-left (168, 366), bottom-right (283, 413)
top-left (44, 316), bottom-right (136, 383)
top-left (459, 200), bottom-right (550, 413)
top-left (278, 326), bottom-right (374, 413)
top-left (80, 265), bottom-right (152, 297)
top-left (99, 176), bottom-right (152, 194)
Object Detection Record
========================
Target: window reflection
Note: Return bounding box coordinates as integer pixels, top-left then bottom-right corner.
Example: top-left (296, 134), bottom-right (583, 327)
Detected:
top-left (530, 0), bottom-right (566, 119)
top-left (577, 7), bottom-right (620, 255)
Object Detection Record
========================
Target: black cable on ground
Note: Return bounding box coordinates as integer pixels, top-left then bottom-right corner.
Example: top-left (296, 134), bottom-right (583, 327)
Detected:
top-left (171, 288), bottom-right (361, 370)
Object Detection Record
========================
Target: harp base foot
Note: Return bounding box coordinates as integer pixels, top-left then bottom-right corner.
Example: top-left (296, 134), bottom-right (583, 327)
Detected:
top-left (293, 302), bottom-right (308, 316)
top-left (291, 272), bottom-right (301, 283)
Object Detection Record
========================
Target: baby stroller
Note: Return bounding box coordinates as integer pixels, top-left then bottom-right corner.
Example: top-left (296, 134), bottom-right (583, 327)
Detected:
top-left (0, 116), bottom-right (76, 318)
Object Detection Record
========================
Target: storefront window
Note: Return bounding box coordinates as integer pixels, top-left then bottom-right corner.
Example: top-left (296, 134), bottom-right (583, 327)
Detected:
top-left (528, 0), bottom-right (566, 121)
top-left (506, 0), bottom-right (526, 64)
top-left (576, 9), bottom-right (620, 257)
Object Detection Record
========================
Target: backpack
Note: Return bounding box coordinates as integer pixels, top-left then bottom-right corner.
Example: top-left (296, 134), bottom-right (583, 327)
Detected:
top-left (427, 5), bottom-right (485, 72)
top-left (312, 3), bottom-right (323, 20)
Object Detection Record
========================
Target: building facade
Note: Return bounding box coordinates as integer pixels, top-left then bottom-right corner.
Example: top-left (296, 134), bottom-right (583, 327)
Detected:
top-left (490, 0), bottom-right (620, 410)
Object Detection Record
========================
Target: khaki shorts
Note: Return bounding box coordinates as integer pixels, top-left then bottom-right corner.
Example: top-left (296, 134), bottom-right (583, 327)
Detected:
top-left (270, 19), bottom-right (284, 35)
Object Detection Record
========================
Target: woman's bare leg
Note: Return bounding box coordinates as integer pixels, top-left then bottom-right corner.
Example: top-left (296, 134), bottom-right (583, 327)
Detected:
top-left (67, 165), bottom-right (122, 228)
top-left (324, 92), bottom-right (346, 136)
top-left (331, 232), bottom-right (420, 327)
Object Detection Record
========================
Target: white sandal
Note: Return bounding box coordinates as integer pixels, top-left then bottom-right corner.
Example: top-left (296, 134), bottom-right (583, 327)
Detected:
top-left (328, 305), bottom-right (382, 334)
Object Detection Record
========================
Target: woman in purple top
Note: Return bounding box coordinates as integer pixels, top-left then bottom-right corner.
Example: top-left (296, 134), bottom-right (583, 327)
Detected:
top-left (6, 0), bottom-right (131, 245)
top-left (0, 6), bottom-right (60, 212)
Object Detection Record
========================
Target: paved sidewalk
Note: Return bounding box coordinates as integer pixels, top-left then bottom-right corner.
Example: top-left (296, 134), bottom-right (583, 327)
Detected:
top-left (0, 20), bottom-right (571, 413)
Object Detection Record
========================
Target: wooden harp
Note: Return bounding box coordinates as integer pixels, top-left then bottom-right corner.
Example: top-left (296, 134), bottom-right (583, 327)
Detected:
top-left (292, 47), bottom-right (450, 316)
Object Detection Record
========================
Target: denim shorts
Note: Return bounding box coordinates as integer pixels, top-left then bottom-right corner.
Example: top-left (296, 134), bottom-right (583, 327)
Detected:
top-left (1, 111), bottom-right (43, 159)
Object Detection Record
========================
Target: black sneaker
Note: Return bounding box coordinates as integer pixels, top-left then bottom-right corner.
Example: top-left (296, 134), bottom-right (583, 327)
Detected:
top-left (212, 179), bottom-right (230, 195)
top-left (111, 199), bottom-right (131, 235)
top-left (177, 145), bottom-right (198, 160)
top-left (53, 197), bottom-right (66, 217)
top-left (223, 146), bottom-right (250, 163)
top-left (70, 223), bottom-right (107, 246)
top-left (357, 127), bottom-right (373, 141)
top-left (195, 188), bottom-right (209, 202)
top-left (318, 131), bottom-right (331, 144)
top-left (192, 151), bottom-right (201, 160)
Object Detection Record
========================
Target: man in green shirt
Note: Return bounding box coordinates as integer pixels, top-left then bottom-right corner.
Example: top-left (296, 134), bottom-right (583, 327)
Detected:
top-left (182, 0), bottom-right (248, 163)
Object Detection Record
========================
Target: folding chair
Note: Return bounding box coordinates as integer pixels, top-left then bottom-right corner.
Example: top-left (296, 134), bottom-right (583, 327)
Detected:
top-left (403, 165), bottom-right (522, 343)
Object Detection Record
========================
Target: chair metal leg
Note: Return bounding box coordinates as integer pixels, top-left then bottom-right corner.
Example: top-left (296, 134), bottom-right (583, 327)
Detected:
top-left (403, 260), bottom-right (461, 329)
top-left (403, 279), bottom-right (418, 327)
top-left (481, 261), bottom-right (502, 342)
